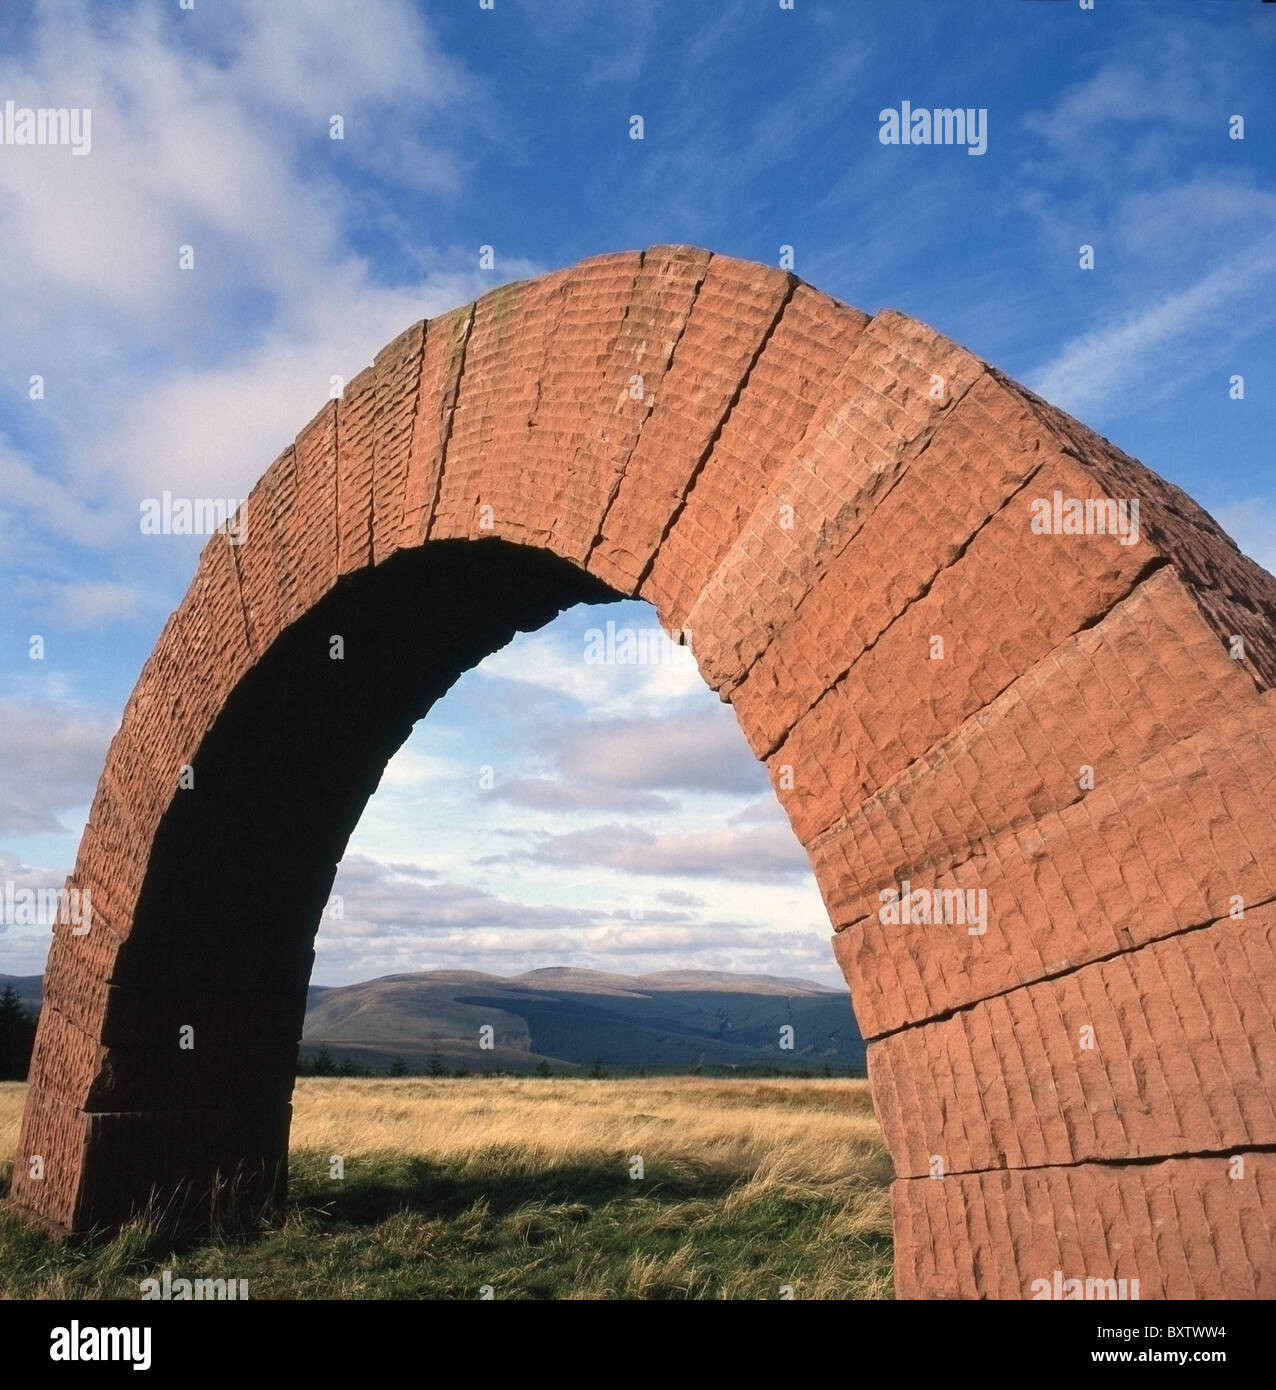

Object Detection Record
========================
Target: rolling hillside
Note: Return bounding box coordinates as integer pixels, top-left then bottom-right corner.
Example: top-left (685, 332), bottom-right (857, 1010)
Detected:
top-left (302, 967), bottom-right (866, 1075)
top-left (0, 968), bottom-right (867, 1076)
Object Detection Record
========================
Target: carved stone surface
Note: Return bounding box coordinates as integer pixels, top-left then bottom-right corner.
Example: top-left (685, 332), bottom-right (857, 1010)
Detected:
top-left (9, 247), bottom-right (1276, 1297)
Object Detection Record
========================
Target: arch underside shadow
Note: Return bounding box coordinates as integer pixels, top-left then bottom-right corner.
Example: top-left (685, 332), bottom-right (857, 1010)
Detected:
top-left (9, 245), bottom-right (1276, 1297)
top-left (17, 541), bottom-right (615, 1232)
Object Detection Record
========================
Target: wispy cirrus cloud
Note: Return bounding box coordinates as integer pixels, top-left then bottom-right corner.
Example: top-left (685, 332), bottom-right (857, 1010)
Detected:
top-left (1029, 236), bottom-right (1276, 415)
top-left (489, 820), bottom-right (811, 883)
top-left (0, 0), bottom-right (526, 584)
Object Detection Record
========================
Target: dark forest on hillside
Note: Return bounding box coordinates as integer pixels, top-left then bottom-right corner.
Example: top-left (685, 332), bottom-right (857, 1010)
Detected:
top-left (0, 985), bottom-right (37, 1080)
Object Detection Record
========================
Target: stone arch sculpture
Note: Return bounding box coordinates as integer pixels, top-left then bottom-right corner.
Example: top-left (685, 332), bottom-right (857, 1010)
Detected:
top-left (8, 246), bottom-right (1276, 1298)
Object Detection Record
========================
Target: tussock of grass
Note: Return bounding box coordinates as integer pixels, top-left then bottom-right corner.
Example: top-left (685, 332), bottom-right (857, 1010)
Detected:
top-left (0, 1077), bottom-right (893, 1300)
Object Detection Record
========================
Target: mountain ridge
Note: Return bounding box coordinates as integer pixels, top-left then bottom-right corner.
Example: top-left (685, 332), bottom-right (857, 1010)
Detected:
top-left (0, 968), bottom-right (864, 1076)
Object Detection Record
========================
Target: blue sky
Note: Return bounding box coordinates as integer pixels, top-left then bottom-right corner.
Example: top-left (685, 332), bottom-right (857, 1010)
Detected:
top-left (0, 0), bottom-right (1272, 985)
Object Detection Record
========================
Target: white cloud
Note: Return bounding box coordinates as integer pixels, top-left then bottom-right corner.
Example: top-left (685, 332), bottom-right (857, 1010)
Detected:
top-left (0, 1), bottom-right (473, 316)
top-left (1114, 181), bottom-right (1276, 265)
top-left (0, 438), bottom-right (114, 551)
top-left (1028, 238), bottom-right (1276, 415)
top-left (0, 0), bottom-right (524, 562)
top-left (0, 697), bottom-right (114, 834)
top-left (310, 917), bottom-right (844, 990)
top-left (330, 852), bottom-right (693, 939)
top-left (14, 578), bottom-right (150, 629)
top-left (0, 848), bottom-right (72, 935)
top-left (100, 261), bottom-right (534, 512)
top-left (551, 706), bottom-right (769, 797)
top-left (1025, 64), bottom-right (1204, 150)
top-left (476, 620), bottom-right (706, 718)
top-left (491, 777), bottom-right (678, 815)
top-left (1021, 25), bottom-right (1236, 162)
top-left (499, 820), bottom-right (811, 882)
top-left (474, 687), bottom-right (772, 816)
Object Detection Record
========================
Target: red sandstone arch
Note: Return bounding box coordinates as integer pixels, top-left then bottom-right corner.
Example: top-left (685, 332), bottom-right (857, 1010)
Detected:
top-left (8, 246), bottom-right (1276, 1298)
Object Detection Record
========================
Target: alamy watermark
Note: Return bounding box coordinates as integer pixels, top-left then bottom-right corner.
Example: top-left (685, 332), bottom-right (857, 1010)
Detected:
top-left (140, 491), bottom-right (246, 543)
top-left (49, 1323), bottom-right (150, 1370)
top-left (140, 1269), bottom-right (248, 1300)
top-left (2, 881), bottom-right (91, 934)
top-left (878, 879), bottom-right (987, 935)
top-left (1030, 490), bottom-right (1140, 545)
top-left (1030, 1271), bottom-right (1140, 1300)
top-left (1, 101), bottom-right (92, 155)
top-left (878, 102), bottom-right (987, 156)
top-left (584, 619), bottom-right (692, 665)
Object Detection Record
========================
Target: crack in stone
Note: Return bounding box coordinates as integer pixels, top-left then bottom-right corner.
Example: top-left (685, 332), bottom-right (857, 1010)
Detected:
top-left (634, 271), bottom-right (801, 596)
top-left (224, 529), bottom-right (256, 660)
top-left (716, 352), bottom-right (988, 700)
top-left (852, 888), bottom-right (1276, 1042)
top-left (585, 251), bottom-right (710, 574)
top-left (896, 1140), bottom-right (1276, 1183)
top-left (423, 303), bottom-right (475, 542)
top-left (768, 552), bottom-right (1172, 842)
top-left (807, 559), bottom-right (1184, 865)
top-left (392, 321), bottom-right (428, 552)
top-left (748, 449), bottom-right (1049, 761)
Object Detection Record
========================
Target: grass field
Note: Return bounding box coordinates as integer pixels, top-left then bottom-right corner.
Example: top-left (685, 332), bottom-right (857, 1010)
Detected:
top-left (0, 1076), bottom-right (894, 1300)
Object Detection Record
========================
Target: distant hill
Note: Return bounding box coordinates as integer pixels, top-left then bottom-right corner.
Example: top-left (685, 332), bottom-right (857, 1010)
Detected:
top-left (0, 968), bottom-right (866, 1077)
top-left (302, 967), bottom-right (865, 1076)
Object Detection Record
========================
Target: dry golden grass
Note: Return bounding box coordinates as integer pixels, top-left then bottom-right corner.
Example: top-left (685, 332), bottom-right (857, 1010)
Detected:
top-left (2, 1075), bottom-right (888, 1190)
top-left (1, 1077), bottom-right (895, 1299)
top-left (0, 1083), bottom-right (23, 1162)
top-left (290, 1075), bottom-right (887, 1183)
